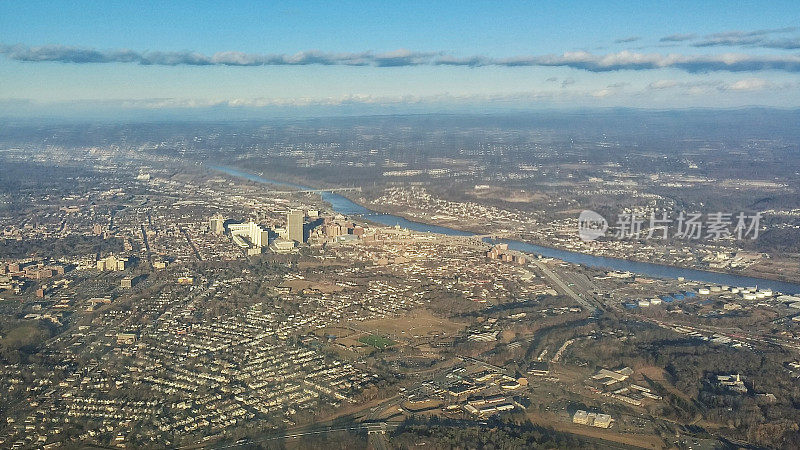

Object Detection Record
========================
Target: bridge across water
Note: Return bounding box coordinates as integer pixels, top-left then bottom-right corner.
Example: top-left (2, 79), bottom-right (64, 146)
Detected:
top-left (265, 186), bottom-right (362, 195)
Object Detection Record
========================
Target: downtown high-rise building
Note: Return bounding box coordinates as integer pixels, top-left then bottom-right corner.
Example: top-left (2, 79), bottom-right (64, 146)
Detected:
top-left (287, 209), bottom-right (305, 243)
top-left (228, 221), bottom-right (269, 248)
top-left (209, 215), bottom-right (225, 235)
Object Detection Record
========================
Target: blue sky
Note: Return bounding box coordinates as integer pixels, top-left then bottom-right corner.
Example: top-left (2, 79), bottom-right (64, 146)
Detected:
top-left (1, 1), bottom-right (800, 117)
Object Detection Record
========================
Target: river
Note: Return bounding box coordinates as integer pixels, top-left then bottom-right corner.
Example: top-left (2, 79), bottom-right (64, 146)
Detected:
top-left (212, 165), bottom-right (800, 295)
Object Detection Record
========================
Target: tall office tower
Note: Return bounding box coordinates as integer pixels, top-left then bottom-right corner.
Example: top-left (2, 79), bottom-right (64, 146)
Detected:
top-left (287, 210), bottom-right (305, 243)
top-left (209, 215), bottom-right (225, 235)
top-left (249, 222), bottom-right (265, 247)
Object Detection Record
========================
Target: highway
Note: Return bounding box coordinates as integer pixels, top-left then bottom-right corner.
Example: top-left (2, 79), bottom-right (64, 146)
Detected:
top-left (210, 422), bottom-right (396, 449)
top-left (530, 259), bottom-right (598, 312)
top-left (642, 316), bottom-right (800, 352)
top-left (140, 223), bottom-right (152, 263)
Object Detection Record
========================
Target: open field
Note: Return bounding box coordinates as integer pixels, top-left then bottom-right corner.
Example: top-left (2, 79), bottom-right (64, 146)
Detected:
top-left (745, 258), bottom-right (800, 282)
top-left (312, 326), bottom-right (356, 340)
top-left (296, 261), bottom-right (348, 269)
top-left (358, 334), bottom-right (396, 349)
top-left (525, 411), bottom-right (665, 449)
top-left (358, 309), bottom-right (467, 341)
top-left (638, 365), bottom-right (692, 402)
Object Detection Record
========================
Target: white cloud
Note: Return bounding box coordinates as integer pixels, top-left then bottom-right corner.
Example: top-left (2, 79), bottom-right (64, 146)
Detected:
top-left (4, 43), bottom-right (800, 74)
top-left (648, 77), bottom-right (792, 93)
top-left (723, 78), bottom-right (773, 91)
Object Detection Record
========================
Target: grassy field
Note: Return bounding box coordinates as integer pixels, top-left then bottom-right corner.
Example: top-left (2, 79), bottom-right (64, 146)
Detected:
top-left (358, 334), bottom-right (396, 349)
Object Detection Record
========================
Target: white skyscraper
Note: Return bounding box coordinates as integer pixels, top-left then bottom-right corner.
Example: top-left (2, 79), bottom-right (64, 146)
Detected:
top-left (209, 215), bottom-right (225, 235)
top-left (287, 210), bottom-right (304, 243)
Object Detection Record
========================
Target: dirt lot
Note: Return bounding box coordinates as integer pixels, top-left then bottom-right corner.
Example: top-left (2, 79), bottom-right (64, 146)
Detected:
top-left (297, 260), bottom-right (348, 269)
top-left (638, 365), bottom-right (692, 402)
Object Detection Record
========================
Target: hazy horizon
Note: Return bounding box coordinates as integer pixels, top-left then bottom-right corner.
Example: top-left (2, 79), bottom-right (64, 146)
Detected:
top-left (3, 1), bottom-right (800, 119)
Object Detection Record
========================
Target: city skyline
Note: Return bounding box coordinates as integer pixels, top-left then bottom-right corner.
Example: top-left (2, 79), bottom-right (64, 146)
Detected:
top-left (2, 1), bottom-right (800, 118)
top-left (5, 4), bottom-right (800, 447)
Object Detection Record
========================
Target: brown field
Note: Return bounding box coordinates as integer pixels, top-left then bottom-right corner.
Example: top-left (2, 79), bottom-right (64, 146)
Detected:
top-left (313, 326), bottom-right (356, 339)
top-left (745, 258), bottom-right (800, 282)
top-left (638, 365), bottom-right (692, 402)
top-left (525, 411), bottom-right (665, 449)
top-left (297, 260), bottom-right (348, 269)
top-left (334, 336), bottom-right (368, 350)
top-left (357, 309), bottom-right (467, 340)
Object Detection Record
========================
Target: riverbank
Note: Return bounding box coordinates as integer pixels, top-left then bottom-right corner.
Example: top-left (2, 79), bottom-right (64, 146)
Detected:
top-left (318, 188), bottom-right (799, 286)
top-left (209, 164), bottom-right (800, 294)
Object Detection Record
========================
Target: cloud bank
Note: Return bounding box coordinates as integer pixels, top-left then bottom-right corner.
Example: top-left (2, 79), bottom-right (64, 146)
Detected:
top-left (0, 91), bottom-right (575, 112)
top-left (660, 33), bottom-right (697, 42)
top-left (647, 77), bottom-right (796, 93)
top-left (694, 32), bottom-right (800, 50)
top-left (0, 44), bottom-right (440, 67)
top-left (4, 43), bottom-right (800, 74)
top-left (658, 27), bottom-right (800, 49)
top-left (614, 36), bottom-right (641, 43)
